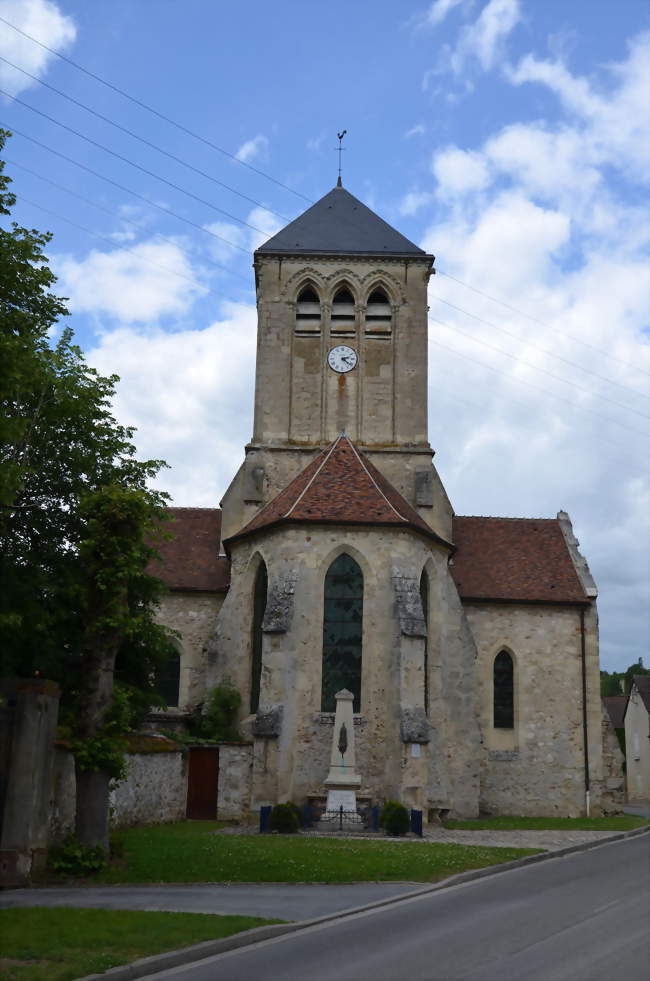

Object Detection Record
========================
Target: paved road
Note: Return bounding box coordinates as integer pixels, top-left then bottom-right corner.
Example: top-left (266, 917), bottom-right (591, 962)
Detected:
top-left (0, 882), bottom-right (420, 920)
top-left (142, 833), bottom-right (650, 981)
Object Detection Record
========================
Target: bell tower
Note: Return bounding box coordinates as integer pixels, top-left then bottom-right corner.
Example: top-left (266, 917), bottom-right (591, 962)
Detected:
top-left (219, 184), bottom-right (453, 543)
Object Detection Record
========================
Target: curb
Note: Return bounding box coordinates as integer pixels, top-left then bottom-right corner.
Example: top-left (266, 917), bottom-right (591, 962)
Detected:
top-left (74, 824), bottom-right (650, 981)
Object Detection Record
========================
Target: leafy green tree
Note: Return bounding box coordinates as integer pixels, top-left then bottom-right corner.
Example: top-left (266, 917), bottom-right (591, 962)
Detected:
top-left (0, 130), bottom-right (176, 851)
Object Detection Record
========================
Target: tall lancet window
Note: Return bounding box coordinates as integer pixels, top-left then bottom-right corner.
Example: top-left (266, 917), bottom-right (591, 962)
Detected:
top-left (331, 286), bottom-right (356, 329)
top-left (365, 286), bottom-right (392, 333)
top-left (157, 645), bottom-right (181, 708)
top-left (295, 285), bottom-right (321, 331)
top-left (321, 554), bottom-right (363, 712)
top-left (419, 569), bottom-right (429, 715)
top-left (250, 562), bottom-right (268, 713)
top-left (493, 650), bottom-right (514, 729)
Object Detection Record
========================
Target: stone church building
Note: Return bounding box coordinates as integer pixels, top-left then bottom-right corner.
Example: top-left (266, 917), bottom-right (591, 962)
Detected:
top-left (152, 182), bottom-right (620, 820)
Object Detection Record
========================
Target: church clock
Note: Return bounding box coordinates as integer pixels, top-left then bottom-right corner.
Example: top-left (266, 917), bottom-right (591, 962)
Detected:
top-left (327, 345), bottom-right (358, 373)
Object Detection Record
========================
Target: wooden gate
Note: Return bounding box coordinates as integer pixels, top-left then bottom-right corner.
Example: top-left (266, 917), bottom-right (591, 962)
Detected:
top-left (186, 747), bottom-right (219, 819)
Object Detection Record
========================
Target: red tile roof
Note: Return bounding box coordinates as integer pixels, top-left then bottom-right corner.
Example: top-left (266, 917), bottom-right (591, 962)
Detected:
top-left (225, 435), bottom-right (452, 549)
top-left (450, 516), bottom-right (588, 604)
top-left (148, 507), bottom-right (229, 593)
top-left (603, 695), bottom-right (627, 729)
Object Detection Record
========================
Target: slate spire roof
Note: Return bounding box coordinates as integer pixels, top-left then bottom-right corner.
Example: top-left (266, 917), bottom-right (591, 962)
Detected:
top-left (256, 185), bottom-right (429, 257)
top-left (224, 435), bottom-right (451, 549)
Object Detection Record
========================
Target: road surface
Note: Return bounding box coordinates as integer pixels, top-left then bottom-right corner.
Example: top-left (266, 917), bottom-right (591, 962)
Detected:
top-left (142, 832), bottom-right (650, 981)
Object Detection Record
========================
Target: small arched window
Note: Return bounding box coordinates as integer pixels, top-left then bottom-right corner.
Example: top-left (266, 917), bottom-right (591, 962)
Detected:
top-left (420, 569), bottom-right (429, 715)
top-left (250, 561), bottom-right (268, 713)
top-left (295, 285), bottom-right (321, 330)
top-left (322, 553), bottom-right (363, 712)
top-left (365, 286), bottom-right (392, 333)
top-left (493, 650), bottom-right (514, 729)
top-left (331, 286), bottom-right (356, 328)
top-left (157, 646), bottom-right (181, 708)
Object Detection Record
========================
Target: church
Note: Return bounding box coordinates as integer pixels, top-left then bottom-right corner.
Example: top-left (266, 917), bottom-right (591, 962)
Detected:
top-left (152, 181), bottom-right (621, 821)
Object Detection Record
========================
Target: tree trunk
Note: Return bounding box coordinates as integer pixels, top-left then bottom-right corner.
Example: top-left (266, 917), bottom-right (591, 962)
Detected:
top-left (75, 765), bottom-right (111, 852)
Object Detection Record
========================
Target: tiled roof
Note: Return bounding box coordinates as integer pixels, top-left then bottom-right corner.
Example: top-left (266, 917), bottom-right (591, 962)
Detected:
top-left (450, 515), bottom-right (588, 604)
top-left (631, 675), bottom-right (650, 713)
top-left (225, 436), bottom-right (451, 549)
top-left (257, 186), bottom-right (429, 257)
top-left (148, 507), bottom-right (229, 593)
top-left (603, 695), bottom-right (627, 729)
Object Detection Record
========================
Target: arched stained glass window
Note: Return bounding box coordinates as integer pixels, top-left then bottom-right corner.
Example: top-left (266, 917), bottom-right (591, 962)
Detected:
top-left (493, 650), bottom-right (514, 729)
top-left (420, 569), bottom-right (429, 715)
top-left (157, 647), bottom-right (181, 708)
top-left (250, 562), bottom-right (268, 713)
top-left (321, 554), bottom-right (363, 713)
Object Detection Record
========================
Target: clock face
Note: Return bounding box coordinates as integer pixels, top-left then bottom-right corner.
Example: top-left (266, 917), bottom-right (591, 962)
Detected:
top-left (327, 345), bottom-right (358, 373)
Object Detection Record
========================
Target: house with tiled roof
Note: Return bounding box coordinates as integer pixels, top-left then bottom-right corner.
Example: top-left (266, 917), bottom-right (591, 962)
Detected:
top-left (152, 182), bottom-right (621, 819)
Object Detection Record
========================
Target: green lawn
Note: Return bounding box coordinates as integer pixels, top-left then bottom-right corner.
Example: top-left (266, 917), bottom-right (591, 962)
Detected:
top-left (443, 815), bottom-right (650, 831)
top-left (0, 907), bottom-right (280, 981)
top-left (90, 821), bottom-right (540, 884)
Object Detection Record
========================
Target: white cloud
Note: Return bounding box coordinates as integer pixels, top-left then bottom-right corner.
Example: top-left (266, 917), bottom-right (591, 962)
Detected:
top-left (507, 32), bottom-right (650, 183)
top-left (432, 146), bottom-right (492, 196)
top-left (235, 134), bottom-right (269, 164)
top-left (247, 206), bottom-right (283, 252)
top-left (203, 221), bottom-right (247, 264)
top-left (55, 237), bottom-right (204, 323)
top-left (459, 0), bottom-right (521, 71)
top-left (0, 0), bottom-right (76, 97)
top-left (404, 123), bottom-right (426, 138)
top-left (417, 30), bottom-right (650, 672)
top-left (426, 0), bottom-right (465, 27)
top-left (398, 190), bottom-right (434, 216)
top-left (87, 303), bottom-right (257, 506)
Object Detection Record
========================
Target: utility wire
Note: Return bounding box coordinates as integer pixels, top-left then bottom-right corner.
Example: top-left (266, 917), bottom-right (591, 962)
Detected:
top-left (5, 156), bottom-right (251, 283)
top-left (17, 195), bottom-right (226, 301)
top-left (430, 315), bottom-right (650, 422)
top-left (0, 14), bottom-right (313, 204)
top-left (0, 55), bottom-right (291, 223)
top-left (437, 269), bottom-right (650, 378)
top-left (432, 291), bottom-right (649, 402)
top-left (4, 124), bottom-right (250, 255)
top-left (429, 320), bottom-right (650, 438)
top-left (429, 362), bottom-right (638, 467)
top-left (0, 88), bottom-right (270, 235)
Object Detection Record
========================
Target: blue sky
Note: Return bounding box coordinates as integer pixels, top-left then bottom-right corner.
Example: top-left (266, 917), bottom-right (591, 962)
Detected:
top-left (1, 0), bottom-right (649, 672)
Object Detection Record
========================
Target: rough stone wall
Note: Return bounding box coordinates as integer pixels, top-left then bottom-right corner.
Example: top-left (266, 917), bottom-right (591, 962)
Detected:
top-left (49, 748), bottom-right (187, 838)
top-left (219, 252), bottom-right (453, 546)
top-left (209, 524), bottom-right (481, 819)
top-left (464, 602), bottom-right (604, 816)
top-left (625, 687), bottom-right (650, 801)
top-left (600, 706), bottom-right (625, 811)
top-left (154, 591), bottom-right (224, 710)
top-left (217, 745), bottom-right (253, 820)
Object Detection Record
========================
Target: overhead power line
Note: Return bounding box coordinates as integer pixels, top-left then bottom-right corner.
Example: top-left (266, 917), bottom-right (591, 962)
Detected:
top-left (18, 195), bottom-right (226, 301)
top-left (429, 317), bottom-right (650, 436)
top-left (0, 88), bottom-right (270, 235)
top-left (0, 55), bottom-right (291, 223)
top-left (4, 124), bottom-right (250, 255)
top-left (6, 157), bottom-right (251, 283)
top-left (0, 14), bottom-right (313, 204)
top-left (428, 328), bottom-right (650, 440)
top-left (432, 291), bottom-right (649, 402)
top-left (437, 269), bottom-right (650, 378)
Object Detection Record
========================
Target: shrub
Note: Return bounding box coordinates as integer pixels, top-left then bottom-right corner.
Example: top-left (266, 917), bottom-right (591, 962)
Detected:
top-left (188, 684), bottom-right (242, 741)
top-left (286, 801), bottom-right (303, 828)
top-left (48, 836), bottom-right (107, 876)
top-left (380, 800), bottom-right (410, 836)
top-left (268, 803), bottom-right (300, 834)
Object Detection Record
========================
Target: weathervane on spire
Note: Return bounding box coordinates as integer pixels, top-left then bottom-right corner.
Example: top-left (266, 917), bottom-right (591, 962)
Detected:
top-left (336, 130), bottom-right (347, 187)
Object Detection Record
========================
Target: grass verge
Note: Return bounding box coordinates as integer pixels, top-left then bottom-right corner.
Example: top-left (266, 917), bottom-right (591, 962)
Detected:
top-left (89, 821), bottom-right (540, 884)
top-left (443, 815), bottom-right (649, 831)
top-left (0, 907), bottom-right (280, 981)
